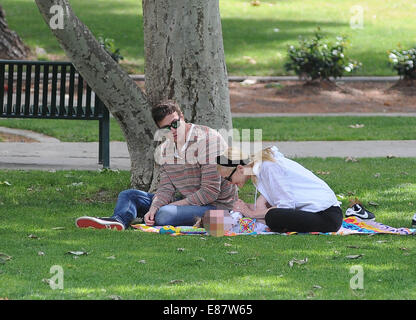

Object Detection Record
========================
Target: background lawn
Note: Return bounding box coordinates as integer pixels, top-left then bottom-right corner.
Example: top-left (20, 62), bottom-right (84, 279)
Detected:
top-left (0, 116), bottom-right (415, 142)
top-left (0, 158), bottom-right (415, 299)
top-left (2, 0), bottom-right (415, 76)
top-left (1, 0), bottom-right (415, 301)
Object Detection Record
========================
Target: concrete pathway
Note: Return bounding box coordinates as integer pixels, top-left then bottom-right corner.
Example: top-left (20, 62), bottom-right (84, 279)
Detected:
top-left (1, 139), bottom-right (415, 171)
top-left (1, 114), bottom-right (415, 171)
top-left (0, 141), bottom-right (130, 171)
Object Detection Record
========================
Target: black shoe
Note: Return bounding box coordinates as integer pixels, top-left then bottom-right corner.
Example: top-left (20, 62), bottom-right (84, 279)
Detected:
top-left (412, 213), bottom-right (416, 228)
top-left (345, 204), bottom-right (375, 220)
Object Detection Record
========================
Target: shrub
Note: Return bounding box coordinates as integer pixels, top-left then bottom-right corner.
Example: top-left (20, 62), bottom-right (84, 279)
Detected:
top-left (284, 30), bottom-right (361, 81)
top-left (388, 47), bottom-right (416, 80)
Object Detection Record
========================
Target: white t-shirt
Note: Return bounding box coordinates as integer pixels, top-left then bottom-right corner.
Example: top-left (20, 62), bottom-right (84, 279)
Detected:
top-left (253, 146), bottom-right (339, 213)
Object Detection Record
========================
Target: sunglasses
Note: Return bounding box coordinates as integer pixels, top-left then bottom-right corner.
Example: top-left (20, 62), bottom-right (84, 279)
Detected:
top-left (225, 167), bottom-right (237, 182)
top-left (160, 118), bottom-right (181, 130)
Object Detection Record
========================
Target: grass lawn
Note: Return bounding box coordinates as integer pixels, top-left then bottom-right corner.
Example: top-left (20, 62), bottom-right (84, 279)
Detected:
top-left (2, 0), bottom-right (415, 76)
top-left (1, 158), bottom-right (415, 299)
top-left (234, 116), bottom-right (416, 141)
top-left (0, 116), bottom-right (415, 142)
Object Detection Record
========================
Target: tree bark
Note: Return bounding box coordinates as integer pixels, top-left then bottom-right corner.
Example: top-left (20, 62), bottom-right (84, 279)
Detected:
top-left (35, 0), bottom-right (232, 191)
top-left (0, 5), bottom-right (30, 59)
top-left (35, 0), bottom-right (156, 190)
top-left (142, 0), bottom-right (232, 131)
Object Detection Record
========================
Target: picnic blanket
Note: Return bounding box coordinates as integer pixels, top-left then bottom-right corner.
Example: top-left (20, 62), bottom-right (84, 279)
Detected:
top-left (131, 216), bottom-right (415, 236)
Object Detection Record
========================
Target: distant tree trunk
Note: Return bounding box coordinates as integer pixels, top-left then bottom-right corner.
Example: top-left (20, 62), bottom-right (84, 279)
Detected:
top-left (35, 0), bottom-right (232, 191)
top-left (0, 5), bottom-right (30, 59)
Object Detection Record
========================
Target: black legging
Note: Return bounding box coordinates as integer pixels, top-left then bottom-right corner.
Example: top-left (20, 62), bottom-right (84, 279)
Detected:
top-left (265, 206), bottom-right (343, 233)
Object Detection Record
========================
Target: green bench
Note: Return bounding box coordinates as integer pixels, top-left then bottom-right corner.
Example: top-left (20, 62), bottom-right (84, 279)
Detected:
top-left (0, 60), bottom-right (110, 168)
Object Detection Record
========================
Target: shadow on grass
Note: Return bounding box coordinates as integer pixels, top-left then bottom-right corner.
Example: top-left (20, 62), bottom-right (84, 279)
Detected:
top-left (4, 0), bottom-right (349, 73)
top-left (2, 227), bottom-right (415, 299)
top-left (221, 18), bottom-right (348, 50)
top-left (2, 0), bottom-right (406, 76)
top-left (0, 160), bottom-right (415, 299)
top-left (2, 0), bottom-right (144, 59)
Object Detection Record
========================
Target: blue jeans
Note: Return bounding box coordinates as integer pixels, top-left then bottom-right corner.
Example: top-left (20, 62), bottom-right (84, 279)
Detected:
top-left (111, 189), bottom-right (215, 228)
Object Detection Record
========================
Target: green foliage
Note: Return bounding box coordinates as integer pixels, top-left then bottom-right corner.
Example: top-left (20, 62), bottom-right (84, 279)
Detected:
top-left (284, 30), bottom-right (361, 81)
top-left (388, 47), bottom-right (416, 79)
top-left (98, 36), bottom-right (124, 63)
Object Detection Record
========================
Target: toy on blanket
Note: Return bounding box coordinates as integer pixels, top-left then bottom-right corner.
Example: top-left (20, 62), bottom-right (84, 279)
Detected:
top-left (159, 225), bottom-right (177, 235)
top-left (202, 210), bottom-right (233, 237)
top-left (239, 217), bottom-right (256, 233)
top-left (176, 226), bottom-right (207, 235)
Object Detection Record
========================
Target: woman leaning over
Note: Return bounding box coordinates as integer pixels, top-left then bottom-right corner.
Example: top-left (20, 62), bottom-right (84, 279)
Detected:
top-left (216, 146), bottom-right (343, 233)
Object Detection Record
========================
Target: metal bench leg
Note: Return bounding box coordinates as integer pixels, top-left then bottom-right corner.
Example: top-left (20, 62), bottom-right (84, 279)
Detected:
top-left (99, 107), bottom-right (110, 168)
top-left (99, 119), bottom-right (103, 164)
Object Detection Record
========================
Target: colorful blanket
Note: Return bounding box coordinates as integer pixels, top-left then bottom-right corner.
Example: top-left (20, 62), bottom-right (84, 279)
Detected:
top-left (298, 216), bottom-right (415, 236)
top-left (132, 216), bottom-right (415, 236)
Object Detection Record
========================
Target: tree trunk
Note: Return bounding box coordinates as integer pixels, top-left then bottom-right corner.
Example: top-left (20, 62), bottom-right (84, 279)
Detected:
top-left (143, 0), bottom-right (232, 131)
top-left (142, 0), bottom-right (232, 191)
top-left (0, 5), bottom-right (30, 59)
top-left (35, 0), bottom-right (156, 190)
top-left (35, 0), bottom-right (232, 191)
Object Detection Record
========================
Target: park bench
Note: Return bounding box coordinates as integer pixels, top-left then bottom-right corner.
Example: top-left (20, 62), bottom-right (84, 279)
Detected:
top-left (0, 59), bottom-right (110, 168)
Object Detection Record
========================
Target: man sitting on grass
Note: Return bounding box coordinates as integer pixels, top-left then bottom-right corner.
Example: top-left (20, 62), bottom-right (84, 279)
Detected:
top-left (76, 100), bottom-right (237, 230)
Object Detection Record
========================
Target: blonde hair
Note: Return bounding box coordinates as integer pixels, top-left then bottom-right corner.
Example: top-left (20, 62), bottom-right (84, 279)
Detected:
top-left (250, 147), bottom-right (276, 166)
top-left (217, 146), bottom-right (276, 184)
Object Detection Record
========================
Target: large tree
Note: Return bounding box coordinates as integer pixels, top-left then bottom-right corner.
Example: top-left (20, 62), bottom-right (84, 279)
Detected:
top-left (0, 5), bottom-right (30, 59)
top-left (35, 0), bottom-right (232, 191)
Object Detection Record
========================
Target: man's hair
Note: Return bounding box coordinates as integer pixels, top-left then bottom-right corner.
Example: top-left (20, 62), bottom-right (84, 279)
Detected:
top-left (152, 100), bottom-right (183, 125)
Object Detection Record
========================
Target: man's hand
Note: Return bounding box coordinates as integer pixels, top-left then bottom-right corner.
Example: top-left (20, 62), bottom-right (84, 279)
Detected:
top-left (144, 207), bottom-right (158, 226)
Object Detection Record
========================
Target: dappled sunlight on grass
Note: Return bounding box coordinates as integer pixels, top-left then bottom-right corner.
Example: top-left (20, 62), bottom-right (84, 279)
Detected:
top-left (379, 183), bottom-right (416, 199)
top-left (56, 274), bottom-right (292, 300)
top-left (1, 163), bottom-right (415, 299)
top-left (360, 263), bottom-right (411, 273)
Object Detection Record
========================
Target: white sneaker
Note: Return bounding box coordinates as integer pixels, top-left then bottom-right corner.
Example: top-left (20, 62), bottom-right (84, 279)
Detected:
top-left (75, 216), bottom-right (125, 230)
